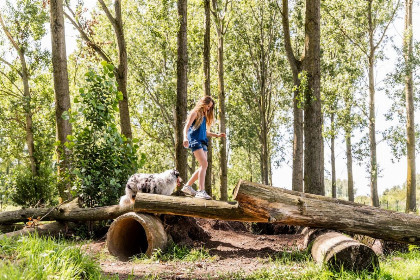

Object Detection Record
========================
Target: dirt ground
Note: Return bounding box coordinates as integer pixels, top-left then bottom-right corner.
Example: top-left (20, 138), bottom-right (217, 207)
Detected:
top-left (83, 218), bottom-right (306, 280)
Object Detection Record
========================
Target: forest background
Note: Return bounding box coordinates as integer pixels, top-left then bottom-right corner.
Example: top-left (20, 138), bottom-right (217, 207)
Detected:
top-left (0, 0), bottom-right (419, 212)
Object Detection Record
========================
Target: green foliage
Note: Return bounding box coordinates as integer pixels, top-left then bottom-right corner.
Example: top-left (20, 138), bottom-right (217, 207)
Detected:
top-left (66, 62), bottom-right (139, 207)
top-left (9, 165), bottom-right (56, 207)
top-left (294, 71), bottom-right (309, 109)
top-left (0, 234), bottom-right (105, 280)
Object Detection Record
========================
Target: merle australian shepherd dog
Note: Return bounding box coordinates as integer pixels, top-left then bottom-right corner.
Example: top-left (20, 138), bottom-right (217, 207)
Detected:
top-left (119, 169), bottom-right (182, 206)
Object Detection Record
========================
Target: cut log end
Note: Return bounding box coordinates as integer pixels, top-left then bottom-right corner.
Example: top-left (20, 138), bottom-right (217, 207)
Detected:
top-left (311, 232), bottom-right (379, 272)
top-left (106, 212), bottom-right (168, 261)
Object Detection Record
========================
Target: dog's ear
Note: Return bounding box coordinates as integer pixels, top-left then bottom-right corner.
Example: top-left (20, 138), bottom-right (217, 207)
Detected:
top-left (126, 176), bottom-right (137, 193)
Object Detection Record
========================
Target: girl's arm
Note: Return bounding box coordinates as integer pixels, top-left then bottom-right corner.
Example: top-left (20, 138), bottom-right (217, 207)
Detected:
top-left (183, 111), bottom-right (197, 147)
top-left (207, 131), bottom-right (226, 138)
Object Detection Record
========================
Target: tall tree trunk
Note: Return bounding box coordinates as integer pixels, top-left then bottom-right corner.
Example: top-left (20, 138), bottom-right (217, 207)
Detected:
top-left (50, 0), bottom-right (73, 200)
top-left (367, 1), bottom-right (379, 207)
top-left (346, 127), bottom-right (355, 202)
top-left (281, 0), bottom-right (303, 192)
top-left (404, 0), bottom-right (416, 213)
top-left (211, 0), bottom-right (229, 200)
top-left (175, 0), bottom-right (189, 187)
top-left (203, 0), bottom-right (212, 196)
top-left (261, 112), bottom-right (269, 185)
top-left (22, 61), bottom-right (37, 176)
top-left (303, 0), bottom-right (324, 195)
top-left (0, 14), bottom-right (37, 176)
top-left (330, 113), bottom-right (336, 198)
top-left (217, 33), bottom-right (228, 201)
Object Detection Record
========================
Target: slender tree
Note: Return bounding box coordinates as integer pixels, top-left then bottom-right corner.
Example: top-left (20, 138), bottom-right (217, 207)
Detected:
top-left (345, 125), bottom-right (355, 202)
top-left (0, 10), bottom-right (38, 176)
top-left (203, 0), bottom-right (212, 196)
top-left (175, 0), bottom-right (189, 187)
top-left (211, 0), bottom-right (231, 201)
top-left (64, 0), bottom-right (132, 138)
top-left (49, 0), bottom-right (72, 200)
top-left (403, 0), bottom-right (416, 213)
top-left (280, 0), bottom-right (304, 192)
top-left (330, 113), bottom-right (337, 198)
top-left (324, 0), bottom-right (399, 206)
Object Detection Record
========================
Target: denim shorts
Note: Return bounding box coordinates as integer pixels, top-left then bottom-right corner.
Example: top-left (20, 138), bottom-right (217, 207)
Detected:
top-left (189, 141), bottom-right (208, 152)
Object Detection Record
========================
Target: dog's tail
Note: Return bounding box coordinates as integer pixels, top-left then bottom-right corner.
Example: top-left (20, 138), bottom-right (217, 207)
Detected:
top-left (119, 195), bottom-right (132, 207)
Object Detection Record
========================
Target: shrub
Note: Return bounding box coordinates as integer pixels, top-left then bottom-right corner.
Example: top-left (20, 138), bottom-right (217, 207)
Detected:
top-left (10, 166), bottom-right (56, 207)
top-left (66, 62), bottom-right (139, 207)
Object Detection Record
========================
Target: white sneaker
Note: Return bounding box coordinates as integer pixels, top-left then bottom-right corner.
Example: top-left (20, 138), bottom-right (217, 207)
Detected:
top-left (181, 185), bottom-right (197, 196)
top-left (195, 190), bottom-right (211, 200)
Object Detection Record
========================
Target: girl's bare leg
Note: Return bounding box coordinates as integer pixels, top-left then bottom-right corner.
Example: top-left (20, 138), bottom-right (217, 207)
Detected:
top-left (187, 149), bottom-right (208, 191)
top-left (186, 169), bottom-right (199, 186)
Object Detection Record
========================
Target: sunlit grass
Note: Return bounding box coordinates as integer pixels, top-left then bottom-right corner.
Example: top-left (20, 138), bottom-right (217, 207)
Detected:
top-left (215, 247), bottom-right (420, 280)
top-left (0, 234), bottom-right (105, 280)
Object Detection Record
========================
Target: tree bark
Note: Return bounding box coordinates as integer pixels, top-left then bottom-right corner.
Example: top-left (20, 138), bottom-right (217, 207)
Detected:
top-left (367, 0), bottom-right (379, 207)
top-left (211, 0), bottom-right (229, 201)
top-left (203, 0), bottom-right (212, 196)
top-left (0, 194), bottom-right (256, 224)
top-left (0, 203), bottom-right (133, 224)
top-left (233, 180), bottom-right (420, 245)
top-left (175, 0), bottom-right (189, 188)
top-left (404, 0), bottom-right (416, 213)
top-left (49, 0), bottom-right (73, 200)
top-left (331, 113), bottom-right (336, 198)
top-left (281, 0), bottom-right (304, 192)
top-left (346, 127), bottom-right (355, 202)
top-left (2, 221), bottom-right (70, 239)
top-left (217, 34), bottom-right (228, 201)
top-left (303, 0), bottom-right (324, 195)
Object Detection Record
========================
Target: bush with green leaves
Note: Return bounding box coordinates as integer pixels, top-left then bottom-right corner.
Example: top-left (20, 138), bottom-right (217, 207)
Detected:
top-left (65, 62), bottom-right (139, 207)
top-left (9, 166), bottom-right (56, 207)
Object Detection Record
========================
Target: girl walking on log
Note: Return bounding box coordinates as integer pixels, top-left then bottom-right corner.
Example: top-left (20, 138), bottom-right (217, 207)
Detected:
top-left (181, 96), bottom-right (226, 199)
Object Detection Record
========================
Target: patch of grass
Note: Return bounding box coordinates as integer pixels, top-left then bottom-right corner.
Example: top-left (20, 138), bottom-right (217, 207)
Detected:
top-left (215, 247), bottom-right (420, 280)
top-left (131, 242), bottom-right (215, 263)
top-left (380, 247), bottom-right (420, 280)
top-left (0, 233), bottom-right (107, 280)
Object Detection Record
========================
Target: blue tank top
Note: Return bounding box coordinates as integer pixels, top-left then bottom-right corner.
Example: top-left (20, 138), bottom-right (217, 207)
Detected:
top-left (187, 116), bottom-right (208, 145)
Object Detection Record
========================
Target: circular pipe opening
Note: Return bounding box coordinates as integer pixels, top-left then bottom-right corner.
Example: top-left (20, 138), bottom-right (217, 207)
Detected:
top-left (107, 212), bottom-right (168, 261)
top-left (108, 218), bottom-right (148, 260)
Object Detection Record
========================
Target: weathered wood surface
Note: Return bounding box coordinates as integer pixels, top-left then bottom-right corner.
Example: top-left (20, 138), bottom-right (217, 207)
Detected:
top-left (0, 193), bottom-right (257, 224)
top-left (0, 203), bottom-right (134, 224)
top-left (233, 180), bottom-right (420, 245)
top-left (133, 193), bottom-right (258, 222)
top-left (2, 221), bottom-right (69, 239)
top-left (311, 231), bottom-right (378, 271)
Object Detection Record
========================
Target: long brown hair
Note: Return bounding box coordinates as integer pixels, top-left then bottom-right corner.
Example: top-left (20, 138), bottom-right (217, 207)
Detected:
top-left (192, 96), bottom-right (214, 129)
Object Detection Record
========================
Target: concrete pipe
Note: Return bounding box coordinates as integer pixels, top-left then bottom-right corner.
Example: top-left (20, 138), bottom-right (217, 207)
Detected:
top-left (107, 212), bottom-right (168, 261)
top-left (311, 231), bottom-right (379, 272)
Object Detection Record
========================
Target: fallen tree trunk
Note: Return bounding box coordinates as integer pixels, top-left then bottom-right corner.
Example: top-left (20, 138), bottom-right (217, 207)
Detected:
top-left (233, 180), bottom-right (420, 245)
top-left (132, 193), bottom-right (257, 221)
top-left (311, 231), bottom-right (378, 271)
top-left (0, 194), bottom-right (257, 225)
top-left (2, 221), bottom-right (70, 239)
top-left (0, 203), bottom-right (134, 224)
